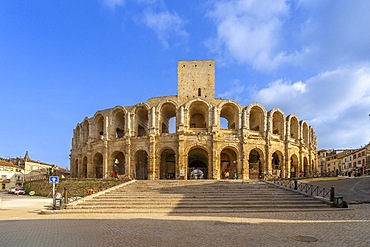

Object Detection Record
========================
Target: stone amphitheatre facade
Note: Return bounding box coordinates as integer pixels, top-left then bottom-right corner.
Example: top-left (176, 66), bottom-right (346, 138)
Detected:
top-left (70, 60), bottom-right (318, 180)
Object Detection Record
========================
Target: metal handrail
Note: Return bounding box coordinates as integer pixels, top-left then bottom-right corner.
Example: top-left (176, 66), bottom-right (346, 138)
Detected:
top-left (267, 178), bottom-right (333, 199)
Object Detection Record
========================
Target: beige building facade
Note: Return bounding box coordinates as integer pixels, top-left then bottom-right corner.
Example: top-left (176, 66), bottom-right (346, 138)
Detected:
top-left (70, 60), bottom-right (318, 180)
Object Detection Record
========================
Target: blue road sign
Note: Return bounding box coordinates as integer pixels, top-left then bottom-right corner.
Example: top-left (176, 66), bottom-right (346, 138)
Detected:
top-left (49, 176), bottom-right (59, 184)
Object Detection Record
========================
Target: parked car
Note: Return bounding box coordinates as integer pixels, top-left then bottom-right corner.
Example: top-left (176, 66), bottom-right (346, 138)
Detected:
top-left (8, 187), bottom-right (16, 194)
top-left (14, 187), bottom-right (26, 195)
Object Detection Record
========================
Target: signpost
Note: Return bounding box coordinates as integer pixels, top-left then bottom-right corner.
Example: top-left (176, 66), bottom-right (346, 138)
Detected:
top-left (49, 176), bottom-right (59, 209)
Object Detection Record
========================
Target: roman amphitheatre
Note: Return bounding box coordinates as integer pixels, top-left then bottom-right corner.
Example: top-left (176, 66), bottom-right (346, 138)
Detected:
top-left (70, 60), bottom-right (317, 180)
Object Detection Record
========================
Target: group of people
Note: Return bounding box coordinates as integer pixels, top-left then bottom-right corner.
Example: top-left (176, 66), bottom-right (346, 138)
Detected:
top-left (223, 171), bottom-right (237, 179)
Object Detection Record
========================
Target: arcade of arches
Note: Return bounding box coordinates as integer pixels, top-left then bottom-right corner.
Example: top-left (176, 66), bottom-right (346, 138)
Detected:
top-left (71, 60), bottom-right (318, 180)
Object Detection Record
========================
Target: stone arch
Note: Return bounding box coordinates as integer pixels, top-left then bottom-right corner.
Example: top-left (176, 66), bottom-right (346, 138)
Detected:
top-left (82, 156), bottom-right (88, 178)
top-left (287, 115), bottom-right (299, 141)
top-left (271, 150), bottom-right (284, 178)
top-left (82, 118), bottom-right (89, 143)
top-left (159, 148), bottom-right (176, 179)
top-left (93, 152), bottom-right (104, 178)
top-left (309, 127), bottom-right (316, 146)
top-left (218, 101), bottom-right (241, 130)
top-left (135, 103), bottom-right (149, 137)
top-left (301, 121), bottom-right (309, 146)
top-left (188, 147), bottom-right (209, 179)
top-left (93, 113), bottom-right (105, 139)
top-left (290, 154), bottom-right (299, 178)
top-left (74, 125), bottom-right (81, 148)
top-left (158, 101), bottom-right (177, 134)
top-left (186, 99), bottom-right (210, 129)
top-left (248, 148), bottom-right (265, 179)
top-left (135, 150), bottom-right (148, 180)
top-left (111, 151), bottom-right (125, 177)
top-left (220, 147), bottom-right (238, 179)
top-left (269, 108), bottom-right (285, 139)
top-left (111, 107), bottom-right (127, 139)
top-left (246, 104), bottom-right (267, 134)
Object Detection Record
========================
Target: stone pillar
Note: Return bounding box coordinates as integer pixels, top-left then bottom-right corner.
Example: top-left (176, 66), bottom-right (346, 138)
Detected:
top-left (149, 136), bottom-right (156, 180)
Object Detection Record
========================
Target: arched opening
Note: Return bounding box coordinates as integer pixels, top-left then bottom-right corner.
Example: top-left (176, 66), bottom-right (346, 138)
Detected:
top-left (249, 149), bottom-right (264, 179)
top-left (272, 111), bottom-right (284, 139)
top-left (136, 106), bottom-right (149, 137)
top-left (82, 120), bottom-right (89, 143)
top-left (82, 156), bottom-right (87, 178)
top-left (289, 116), bottom-right (299, 141)
top-left (303, 157), bottom-right (309, 177)
top-left (160, 103), bottom-right (177, 134)
top-left (249, 106), bottom-right (264, 134)
top-left (290, 154), bottom-right (299, 178)
top-left (112, 110), bottom-right (125, 139)
top-left (135, 150), bottom-right (148, 180)
top-left (93, 153), bottom-right (103, 178)
top-left (220, 103), bottom-right (238, 130)
top-left (220, 148), bottom-right (238, 179)
top-left (302, 122), bottom-right (309, 145)
top-left (188, 148), bottom-right (208, 179)
top-left (94, 114), bottom-right (104, 139)
top-left (160, 149), bottom-right (176, 179)
top-left (74, 126), bottom-right (80, 147)
top-left (112, 151), bottom-right (125, 178)
top-left (189, 101), bottom-right (209, 129)
top-left (272, 151), bottom-right (283, 178)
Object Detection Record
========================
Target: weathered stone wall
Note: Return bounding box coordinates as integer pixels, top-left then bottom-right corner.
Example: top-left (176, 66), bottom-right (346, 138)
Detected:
top-left (70, 60), bottom-right (318, 180)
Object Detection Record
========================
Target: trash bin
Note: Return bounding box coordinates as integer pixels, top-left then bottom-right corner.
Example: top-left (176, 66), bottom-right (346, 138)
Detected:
top-left (54, 198), bottom-right (64, 210)
top-left (333, 196), bottom-right (343, 208)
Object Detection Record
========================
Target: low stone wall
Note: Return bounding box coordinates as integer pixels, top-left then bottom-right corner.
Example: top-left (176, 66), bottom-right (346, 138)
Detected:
top-left (23, 178), bottom-right (130, 197)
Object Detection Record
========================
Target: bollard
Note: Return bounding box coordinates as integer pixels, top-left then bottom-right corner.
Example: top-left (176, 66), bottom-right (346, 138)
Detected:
top-left (330, 186), bottom-right (335, 202)
top-left (294, 180), bottom-right (298, 190)
top-left (63, 187), bottom-right (68, 205)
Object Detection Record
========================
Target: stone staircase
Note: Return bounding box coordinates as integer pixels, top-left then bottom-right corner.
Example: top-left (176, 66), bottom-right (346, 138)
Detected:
top-left (59, 180), bottom-right (331, 214)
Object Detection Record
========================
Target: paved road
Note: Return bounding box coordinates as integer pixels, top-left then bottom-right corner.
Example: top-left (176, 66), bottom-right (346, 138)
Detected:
top-left (1, 190), bottom-right (370, 246)
top-left (302, 176), bottom-right (370, 203)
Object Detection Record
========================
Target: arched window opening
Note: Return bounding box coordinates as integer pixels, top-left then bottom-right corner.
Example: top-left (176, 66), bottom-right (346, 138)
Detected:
top-left (136, 107), bottom-right (149, 137)
top-left (94, 115), bottom-right (104, 138)
top-left (198, 88), bottom-right (201, 96)
top-left (289, 117), bottom-right (299, 140)
top-left (249, 107), bottom-right (263, 133)
top-left (160, 103), bottom-right (177, 134)
top-left (220, 104), bottom-right (237, 130)
top-left (189, 101), bottom-right (208, 129)
top-left (113, 110), bottom-right (125, 139)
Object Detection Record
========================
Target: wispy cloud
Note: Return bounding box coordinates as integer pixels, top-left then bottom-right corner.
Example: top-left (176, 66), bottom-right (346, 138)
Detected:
top-left (217, 79), bottom-right (246, 102)
top-left (101, 0), bottom-right (125, 9)
top-left (143, 9), bottom-right (188, 48)
top-left (252, 64), bottom-right (370, 149)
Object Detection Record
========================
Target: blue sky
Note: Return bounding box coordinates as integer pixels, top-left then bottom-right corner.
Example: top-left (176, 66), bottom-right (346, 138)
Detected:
top-left (1, 0), bottom-right (370, 168)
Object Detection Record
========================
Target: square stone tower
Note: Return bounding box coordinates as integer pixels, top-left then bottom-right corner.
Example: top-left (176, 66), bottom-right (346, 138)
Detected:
top-left (177, 60), bottom-right (215, 104)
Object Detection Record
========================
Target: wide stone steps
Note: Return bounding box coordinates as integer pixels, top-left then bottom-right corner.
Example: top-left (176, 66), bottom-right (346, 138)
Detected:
top-left (55, 180), bottom-right (331, 214)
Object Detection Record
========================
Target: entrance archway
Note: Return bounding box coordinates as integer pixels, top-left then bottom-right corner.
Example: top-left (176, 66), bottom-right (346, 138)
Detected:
top-left (188, 148), bottom-right (208, 179)
top-left (220, 148), bottom-right (238, 179)
top-left (160, 149), bottom-right (176, 179)
top-left (290, 154), bottom-right (299, 178)
top-left (93, 153), bottom-right (103, 178)
top-left (112, 151), bottom-right (125, 178)
top-left (135, 150), bottom-right (148, 180)
top-left (272, 151), bottom-right (283, 178)
top-left (249, 149), bottom-right (263, 179)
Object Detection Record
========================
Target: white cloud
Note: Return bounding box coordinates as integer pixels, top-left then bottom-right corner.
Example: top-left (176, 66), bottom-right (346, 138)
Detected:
top-left (206, 0), bottom-right (295, 71)
top-left (143, 10), bottom-right (188, 48)
top-left (101, 0), bottom-right (125, 9)
top-left (217, 79), bottom-right (246, 101)
top-left (252, 64), bottom-right (370, 149)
